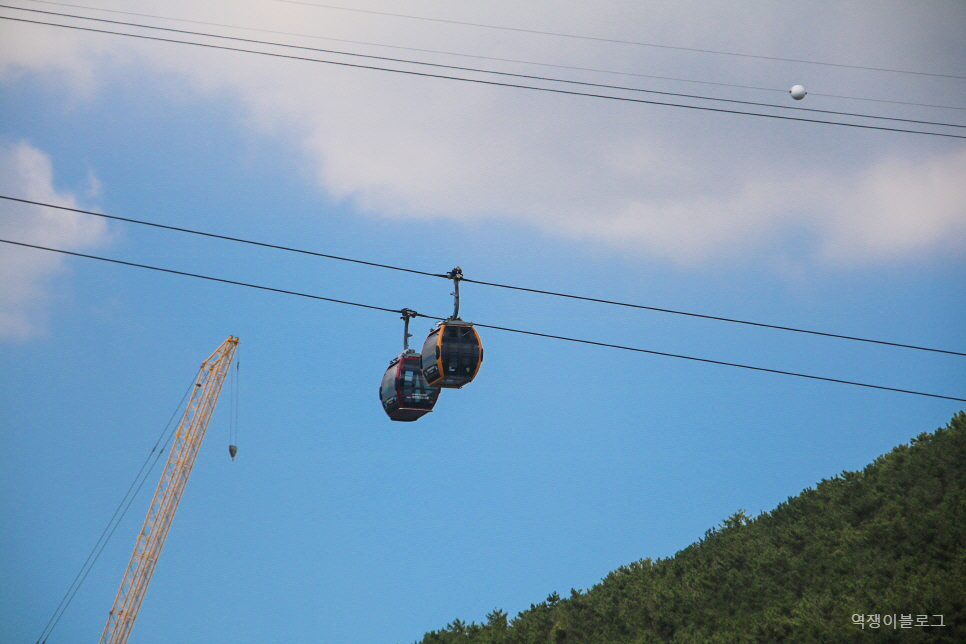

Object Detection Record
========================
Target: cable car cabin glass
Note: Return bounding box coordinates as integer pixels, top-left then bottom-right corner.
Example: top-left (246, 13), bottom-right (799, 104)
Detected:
top-left (380, 352), bottom-right (440, 422)
top-left (420, 321), bottom-right (483, 388)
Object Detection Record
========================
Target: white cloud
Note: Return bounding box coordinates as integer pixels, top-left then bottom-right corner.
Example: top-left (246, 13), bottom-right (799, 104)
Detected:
top-left (817, 148), bottom-right (966, 263)
top-left (0, 11), bottom-right (113, 97)
top-left (0, 141), bottom-right (110, 340)
top-left (86, 169), bottom-right (103, 199)
top-left (2, 0), bottom-right (964, 269)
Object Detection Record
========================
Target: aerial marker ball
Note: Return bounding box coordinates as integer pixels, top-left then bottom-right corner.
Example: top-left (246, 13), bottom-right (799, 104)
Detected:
top-left (790, 85), bottom-right (807, 100)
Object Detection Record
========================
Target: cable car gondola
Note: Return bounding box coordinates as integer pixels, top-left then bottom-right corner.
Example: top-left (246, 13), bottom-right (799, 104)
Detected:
top-left (380, 309), bottom-right (440, 422)
top-left (420, 267), bottom-right (483, 388)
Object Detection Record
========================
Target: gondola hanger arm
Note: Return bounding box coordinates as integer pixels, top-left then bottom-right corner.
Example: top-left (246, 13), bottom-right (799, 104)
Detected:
top-left (400, 308), bottom-right (418, 351)
top-left (447, 266), bottom-right (463, 320)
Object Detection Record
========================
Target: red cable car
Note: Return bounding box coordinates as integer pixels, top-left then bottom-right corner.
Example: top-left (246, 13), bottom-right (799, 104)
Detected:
top-left (380, 309), bottom-right (440, 422)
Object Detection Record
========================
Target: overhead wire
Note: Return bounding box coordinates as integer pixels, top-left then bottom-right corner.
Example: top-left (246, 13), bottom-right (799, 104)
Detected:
top-left (2, 5), bottom-right (964, 132)
top-left (2, 238), bottom-right (963, 403)
top-left (461, 277), bottom-right (966, 358)
top-left (14, 0), bottom-right (966, 112)
top-left (0, 196), bottom-right (442, 278)
top-left (809, 92), bottom-right (965, 113)
top-left (35, 376), bottom-right (195, 644)
top-left (4, 194), bottom-right (964, 358)
top-left (0, 235), bottom-right (400, 313)
top-left (274, 0), bottom-right (966, 81)
top-left (470, 321), bottom-right (966, 404)
top-left (1, 14), bottom-right (964, 140)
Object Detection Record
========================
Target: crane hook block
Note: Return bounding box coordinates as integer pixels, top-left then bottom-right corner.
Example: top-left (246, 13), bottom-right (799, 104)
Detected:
top-left (229, 445), bottom-right (238, 460)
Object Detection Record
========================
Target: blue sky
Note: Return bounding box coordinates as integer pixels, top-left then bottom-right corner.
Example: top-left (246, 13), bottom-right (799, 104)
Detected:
top-left (1, 1), bottom-right (965, 642)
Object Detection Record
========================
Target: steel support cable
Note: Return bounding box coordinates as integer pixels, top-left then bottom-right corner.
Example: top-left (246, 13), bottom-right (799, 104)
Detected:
top-left (470, 322), bottom-right (966, 403)
top-left (274, 0), bottom-right (966, 81)
top-left (0, 236), bottom-right (399, 314)
top-left (4, 194), bottom-right (964, 358)
top-left (1, 15), bottom-right (964, 140)
top-left (35, 377), bottom-right (195, 644)
top-left (2, 238), bottom-right (963, 403)
top-left (461, 278), bottom-right (966, 358)
top-left (1, 196), bottom-right (442, 279)
top-left (14, 0), bottom-right (966, 112)
top-left (2, 5), bottom-right (964, 131)
top-left (809, 93), bottom-right (965, 113)
top-left (0, 1), bottom-right (793, 96)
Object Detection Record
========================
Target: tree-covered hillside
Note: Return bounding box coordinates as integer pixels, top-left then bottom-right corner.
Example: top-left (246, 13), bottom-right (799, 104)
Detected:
top-left (417, 412), bottom-right (966, 643)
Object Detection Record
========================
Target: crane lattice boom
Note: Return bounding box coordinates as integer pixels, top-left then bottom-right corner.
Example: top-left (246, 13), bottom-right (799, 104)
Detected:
top-left (99, 336), bottom-right (239, 644)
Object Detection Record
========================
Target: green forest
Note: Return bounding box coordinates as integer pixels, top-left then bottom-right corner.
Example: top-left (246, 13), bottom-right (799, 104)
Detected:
top-left (415, 412), bottom-right (966, 643)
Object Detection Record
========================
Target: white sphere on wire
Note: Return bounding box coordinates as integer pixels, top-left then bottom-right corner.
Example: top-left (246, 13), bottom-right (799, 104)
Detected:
top-left (790, 85), bottom-right (807, 100)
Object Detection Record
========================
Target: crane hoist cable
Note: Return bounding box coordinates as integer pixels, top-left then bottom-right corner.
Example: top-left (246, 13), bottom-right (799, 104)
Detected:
top-left (229, 357), bottom-right (240, 460)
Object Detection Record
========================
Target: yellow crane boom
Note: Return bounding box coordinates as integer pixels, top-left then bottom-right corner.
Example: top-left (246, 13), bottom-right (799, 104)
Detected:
top-left (99, 336), bottom-right (239, 644)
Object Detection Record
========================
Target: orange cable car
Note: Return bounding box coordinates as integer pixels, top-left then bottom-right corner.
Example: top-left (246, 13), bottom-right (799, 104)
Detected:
top-left (420, 267), bottom-right (483, 389)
